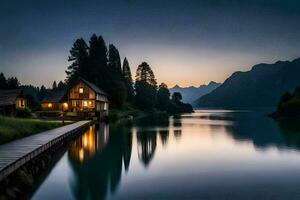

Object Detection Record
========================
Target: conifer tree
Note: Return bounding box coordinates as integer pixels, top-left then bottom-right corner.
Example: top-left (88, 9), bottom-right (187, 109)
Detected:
top-left (157, 83), bottom-right (170, 110)
top-left (7, 77), bottom-right (19, 89)
top-left (0, 73), bottom-right (7, 89)
top-left (88, 34), bottom-right (108, 86)
top-left (52, 81), bottom-right (57, 90)
top-left (122, 57), bottom-right (134, 102)
top-left (135, 62), bottom-right (157, 110)
top-left (107, 44), bottom-right (127, 107)
top-left (65, 38), bottom-right (89, 85)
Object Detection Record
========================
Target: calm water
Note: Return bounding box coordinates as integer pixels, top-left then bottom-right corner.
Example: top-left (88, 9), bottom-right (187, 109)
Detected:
top-left (32, 110), bottom-right (300, 200)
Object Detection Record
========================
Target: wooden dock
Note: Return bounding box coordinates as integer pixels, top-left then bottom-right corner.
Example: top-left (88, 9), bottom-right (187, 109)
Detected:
top-left (0, 120), bottom-right (91, 181)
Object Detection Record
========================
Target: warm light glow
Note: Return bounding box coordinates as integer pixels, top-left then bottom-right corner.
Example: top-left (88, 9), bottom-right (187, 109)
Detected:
top-left (63, 102), bottom-right (68, 110)
top-left (79, 87), bottom-right (84, 94)
top-left (48, 103), bottom-right (52, 108)
top-left (79, 148), bottom-right (84, 162)
top-left (83, 101), bottom-right (88, 107)
top-left (88, 101), bottom-right (92, 106)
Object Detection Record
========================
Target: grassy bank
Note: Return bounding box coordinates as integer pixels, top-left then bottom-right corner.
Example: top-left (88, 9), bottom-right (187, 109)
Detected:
top-left (0, 117), bottom-right (67, 145)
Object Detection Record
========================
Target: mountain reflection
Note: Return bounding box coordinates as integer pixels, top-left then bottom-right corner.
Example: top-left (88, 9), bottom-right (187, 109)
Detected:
top-left (207, 111), bottom-right (300, 152)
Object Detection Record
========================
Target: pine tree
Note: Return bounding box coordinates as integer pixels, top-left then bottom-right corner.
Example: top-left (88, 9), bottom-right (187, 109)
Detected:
top-left (65, 38), bottom-right (89, 85)
top-left (39, 85), bottom-right (47, 101)
top-left (135, 62), bottom-right (157, 88)
top-left (57, 81), bottom-right (66, 90)
top-left (108, 44), bottom-right (122, 75)
top-left (135, 62), bottom-right (157, 110)
top-left (157, 83), bottom-right (170, 111)
top-left (7, 77), bottom-right (19, 89)
top-left (122, 57), bottom-right (134, 102)
top-left (0, 73), bottom-right (7, 89)
top-left (88, 34), bottom-right (106, 84)
top-left (52, 81), bottom-right (57, 90)
top-left (107, 44), bottom-right (127, 107)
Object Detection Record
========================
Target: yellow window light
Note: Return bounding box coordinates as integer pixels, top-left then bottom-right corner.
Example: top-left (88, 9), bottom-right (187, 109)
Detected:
top-left (48, 103), bottom-right (52, 108)
top-left (63, 102), bottom-right (68, 109)
top-left (83, 101), bottom-right (88, 107)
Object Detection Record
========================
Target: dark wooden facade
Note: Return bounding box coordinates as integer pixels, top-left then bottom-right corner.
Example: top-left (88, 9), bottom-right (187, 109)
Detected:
top-left (0, 90), bottom-right (27, 116)
top-left (41, 78), bottom-right (109, 119)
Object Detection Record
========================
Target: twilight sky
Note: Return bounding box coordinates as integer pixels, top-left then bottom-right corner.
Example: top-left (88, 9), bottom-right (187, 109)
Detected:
top-left (0, 0), bottom-right (300, 87)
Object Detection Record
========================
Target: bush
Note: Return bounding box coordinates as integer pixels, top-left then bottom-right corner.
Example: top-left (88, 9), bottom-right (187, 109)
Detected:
top-left (16, 108), bottom-right (32, 118)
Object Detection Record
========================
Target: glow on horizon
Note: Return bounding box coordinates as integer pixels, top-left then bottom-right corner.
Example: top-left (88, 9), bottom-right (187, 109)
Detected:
top-left (2, 43), bottom-right (299, 88)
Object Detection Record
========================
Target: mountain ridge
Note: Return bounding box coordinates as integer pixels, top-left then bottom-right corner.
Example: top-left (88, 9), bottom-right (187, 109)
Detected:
top-left (170, 81), bottom-right (221, 103)
top-left (193, 58), bottom-right (300, 108)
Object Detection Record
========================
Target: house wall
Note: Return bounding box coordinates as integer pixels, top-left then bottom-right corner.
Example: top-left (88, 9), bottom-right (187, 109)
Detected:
top-left (41, 103), bottom-right (63, 111)
top-left (68, 81), bottom-right (98, 112)
top-left (69, 81), bottom-right (96, 100)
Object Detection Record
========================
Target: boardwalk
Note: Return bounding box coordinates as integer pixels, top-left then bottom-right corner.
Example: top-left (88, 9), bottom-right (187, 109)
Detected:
top-left (0, 120), bottom-right (91, 181)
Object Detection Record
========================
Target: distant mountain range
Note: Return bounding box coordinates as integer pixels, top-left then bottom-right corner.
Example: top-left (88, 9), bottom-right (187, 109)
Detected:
top-left (193, 58), bottom-right (300, 108)
top-left (170, 81), bottom-right (221, 103)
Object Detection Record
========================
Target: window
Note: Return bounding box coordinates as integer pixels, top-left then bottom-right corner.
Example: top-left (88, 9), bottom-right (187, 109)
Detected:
top-left (79, 87), bottom-right (84, 94)
top-left (21, 99), bottom-right (25, 107)
top-left (83, 101), bottom-right (88, 107)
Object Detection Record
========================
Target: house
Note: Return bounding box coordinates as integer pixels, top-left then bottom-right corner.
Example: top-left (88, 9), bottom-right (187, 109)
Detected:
top-left (0, 89), bottom-right (27, 116)
top-left (41, 90), bottom-right (67, 111)
top-left (41, 78), bottom-right (109, 119)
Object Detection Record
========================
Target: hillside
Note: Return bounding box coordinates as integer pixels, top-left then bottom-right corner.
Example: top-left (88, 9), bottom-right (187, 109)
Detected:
top-left (170, 81), bottom-right (220, 103)
top-left (193, 58), bottom-right (300, 108)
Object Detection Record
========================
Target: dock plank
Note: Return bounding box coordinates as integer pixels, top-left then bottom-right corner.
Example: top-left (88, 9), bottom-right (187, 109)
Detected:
top-left (0, 120), bottom-right (91, 181)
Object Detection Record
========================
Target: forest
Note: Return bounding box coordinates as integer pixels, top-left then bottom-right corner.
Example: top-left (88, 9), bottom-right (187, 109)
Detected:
top-left (0, 34), bottom-right (193, 114)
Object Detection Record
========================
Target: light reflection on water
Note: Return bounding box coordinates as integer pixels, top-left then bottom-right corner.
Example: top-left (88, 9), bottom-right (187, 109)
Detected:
top-left (32, 110), bottom-right (300, 200)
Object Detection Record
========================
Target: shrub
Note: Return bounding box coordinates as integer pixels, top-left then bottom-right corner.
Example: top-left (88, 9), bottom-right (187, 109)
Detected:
top-left (16, 108), bottom-right (32, 118)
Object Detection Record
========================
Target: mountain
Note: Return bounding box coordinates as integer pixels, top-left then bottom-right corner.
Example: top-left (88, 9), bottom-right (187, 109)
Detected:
top-left (170, 81), bottom-right (221, 103)
top-left (193, 58), bottom-right (300, 108)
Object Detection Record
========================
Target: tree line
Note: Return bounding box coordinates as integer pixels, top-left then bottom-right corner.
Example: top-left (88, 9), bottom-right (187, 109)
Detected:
top-left (0, 33), bottom-right (193, 114)
top-left (0, 72), bottom-right (66, 109)
top-left (65, 34), bottom-right (193, 113)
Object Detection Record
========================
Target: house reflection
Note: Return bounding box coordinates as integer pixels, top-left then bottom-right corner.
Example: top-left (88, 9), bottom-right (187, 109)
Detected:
top-left (68, 123), bottom-right (132, 200)
top-left (69, 124), bottom-right (109, 163)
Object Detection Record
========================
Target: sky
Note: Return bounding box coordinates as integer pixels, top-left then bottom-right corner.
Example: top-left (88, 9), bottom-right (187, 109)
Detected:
top-left (0, 0), bottom-right (300, 88)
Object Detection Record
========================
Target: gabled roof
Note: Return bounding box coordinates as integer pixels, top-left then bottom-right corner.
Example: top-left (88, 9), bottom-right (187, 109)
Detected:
top-left (0, 89), bottom-right (23, 106)
top-left (41, 90), bottom-right (66, 103)
top-left (78, 78), bottom-right (107, 95)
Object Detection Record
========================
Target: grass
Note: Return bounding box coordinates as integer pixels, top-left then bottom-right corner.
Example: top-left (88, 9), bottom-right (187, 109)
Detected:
top-left (0, 116), bottom-right (67, 145)
top-left (109, 103), bottom-right (145, 122)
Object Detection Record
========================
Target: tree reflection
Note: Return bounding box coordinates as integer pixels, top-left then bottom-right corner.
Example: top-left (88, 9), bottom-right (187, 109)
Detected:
top-left (68, 123), bottom-right (132, 200)
top-left (137, 130), bottom-right (157, 167)
top-left (222, 111), bottom-right (300, 151)
top-left (174, 130), bottom-right (182, 140)
top-left (159, 130), bottom-right (169, 146)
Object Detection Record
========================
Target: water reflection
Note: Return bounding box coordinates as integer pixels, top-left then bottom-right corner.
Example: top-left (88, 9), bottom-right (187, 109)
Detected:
top-left (32, 110), bottom-right (300, 200)
top-left (68, 123), bottom-right (132, 200)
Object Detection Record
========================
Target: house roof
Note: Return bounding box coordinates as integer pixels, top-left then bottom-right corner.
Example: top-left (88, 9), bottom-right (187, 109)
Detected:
top-left (41, 90), bottom-right (66, 103)
top-left (78, 78), bottom-right (107, 95)
top-left (0, 89), bottom-right (23, 106)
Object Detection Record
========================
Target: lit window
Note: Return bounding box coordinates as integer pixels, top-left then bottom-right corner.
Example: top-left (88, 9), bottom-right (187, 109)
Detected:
top-left (63, 102), bottom-right (68, 110)
top-left (48, 103), bottom-right (52, 108)
top-left (83, 101), bottom-right (88, 107)
top-left (21, 99), bottom-right (25, 107)
top-left (79, 87), bottom-right (84, 94)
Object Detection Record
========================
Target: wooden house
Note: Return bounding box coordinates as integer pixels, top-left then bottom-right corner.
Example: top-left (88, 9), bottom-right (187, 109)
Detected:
top-left (41, 90), bottom-right (67, 111)
top-left (41, 78), bottom-right (109, 119)
top-left (0, 90), bottom-right (27, 116)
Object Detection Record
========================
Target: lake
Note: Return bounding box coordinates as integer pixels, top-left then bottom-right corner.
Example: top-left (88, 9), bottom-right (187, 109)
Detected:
top-left (31, 110), bottom-right (300, 200)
